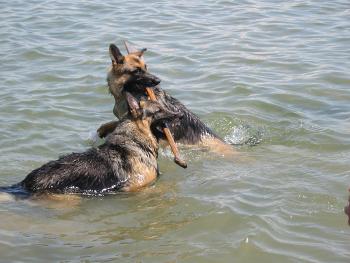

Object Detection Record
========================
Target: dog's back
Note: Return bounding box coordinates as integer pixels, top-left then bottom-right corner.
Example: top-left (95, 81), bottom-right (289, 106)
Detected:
top-left (113, 86), bottom-right (223, 145)
top-left (152, 87), bottom-right (220, 144)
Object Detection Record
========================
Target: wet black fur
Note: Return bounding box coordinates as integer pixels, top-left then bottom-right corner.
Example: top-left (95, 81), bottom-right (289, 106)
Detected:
top-left (153, 86), bottom-right (221, 143)
top-left (106, 43), bottom-right (224, 145)
top-left (15, 119), bottom-right (158, 194)
top-left (125, 86), bottom-right (223, 144)
top-left (5, 93), bottom-right (182, 196)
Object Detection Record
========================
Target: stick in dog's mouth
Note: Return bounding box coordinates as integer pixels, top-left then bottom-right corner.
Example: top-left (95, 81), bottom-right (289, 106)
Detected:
top-left (124, 41), bottom-right (187, 169)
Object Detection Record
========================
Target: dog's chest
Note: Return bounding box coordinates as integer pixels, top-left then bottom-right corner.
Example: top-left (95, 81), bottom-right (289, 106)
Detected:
top-left (122, 166), bottom-right (158, 192)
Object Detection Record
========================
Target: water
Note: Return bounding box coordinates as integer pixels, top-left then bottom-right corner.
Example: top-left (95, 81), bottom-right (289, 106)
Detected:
top-left (0, 0), bottom-right (349, 262)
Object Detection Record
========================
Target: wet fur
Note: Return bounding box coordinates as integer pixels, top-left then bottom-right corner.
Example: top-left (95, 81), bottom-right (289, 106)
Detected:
top-left (103, 44), bottom-right (227, 146)
top-left (2, 97), bottom-right (180, 195)
top-left (150, 86), bottom-right (221, 144)
top-left (19, 119), bottom-right (159, 194)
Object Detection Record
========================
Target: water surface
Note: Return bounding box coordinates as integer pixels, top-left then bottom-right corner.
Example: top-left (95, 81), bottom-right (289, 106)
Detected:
top-left (0, 0), bottom-right (349, 262)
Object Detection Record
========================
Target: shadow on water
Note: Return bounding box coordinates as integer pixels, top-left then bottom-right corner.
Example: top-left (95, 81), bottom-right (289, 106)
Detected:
top-left (0, 184), bottom-right (30, 201)
top-left (344, 189), bottom-right (350, 226)
top-left (1, 0), bottom-right (350, 261)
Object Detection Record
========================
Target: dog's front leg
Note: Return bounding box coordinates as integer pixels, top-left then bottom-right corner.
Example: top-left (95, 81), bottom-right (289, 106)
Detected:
top-left (97, 120), bottom-right (119, 138)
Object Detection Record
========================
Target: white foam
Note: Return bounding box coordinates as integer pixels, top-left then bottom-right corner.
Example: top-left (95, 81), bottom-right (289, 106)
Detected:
top-left (0, 193), bottom-right (15, 202)
top-left (225, 124), bottom-right (253, 145)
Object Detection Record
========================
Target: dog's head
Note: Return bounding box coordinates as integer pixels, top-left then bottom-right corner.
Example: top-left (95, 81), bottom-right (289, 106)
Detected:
top-left (107, 44), bottom-right (160, 96)
top-left (125, 92), bottom-right (182, 128)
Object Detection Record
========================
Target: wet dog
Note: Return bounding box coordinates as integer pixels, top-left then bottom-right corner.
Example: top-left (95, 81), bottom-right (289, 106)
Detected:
top-left (1, 93), bottom-right (182, 196)
top-left (98, 44), bottom-right (235, 155)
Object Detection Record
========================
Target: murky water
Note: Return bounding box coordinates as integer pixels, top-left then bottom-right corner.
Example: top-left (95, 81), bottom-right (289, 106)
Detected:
top-left (1, 0), bottom-right (349, 262)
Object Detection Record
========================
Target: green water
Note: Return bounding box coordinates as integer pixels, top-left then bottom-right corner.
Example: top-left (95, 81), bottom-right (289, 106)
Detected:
top-left (0, 0), bottom-right (349, 262)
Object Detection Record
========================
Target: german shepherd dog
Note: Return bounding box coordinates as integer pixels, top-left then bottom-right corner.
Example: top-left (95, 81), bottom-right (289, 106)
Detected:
top-left (0, 93), bottom-right (182, 196)
top-left (98, 44), bottom-right (235, 155)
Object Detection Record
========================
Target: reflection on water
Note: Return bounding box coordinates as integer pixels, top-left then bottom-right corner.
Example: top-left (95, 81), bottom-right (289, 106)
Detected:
top-left (345, 189), bottom-right (350, 226)
top-left (0, 0), bottom-right (350, 262)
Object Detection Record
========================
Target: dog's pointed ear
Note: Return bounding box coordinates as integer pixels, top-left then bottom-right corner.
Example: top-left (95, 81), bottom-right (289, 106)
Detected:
top-left (124, 41), bottom-right (146, 62)
top-left (126, 92), bottom-right (139, 110)
top-left (133, 48), bottom-right (146, 64)
top-left (133, 48), bottom-right (147, 58)
top-left (125, 92), bottom-right (140, 118)
top-left (124, 41), bottom-right (138, 54)
top-left (109, 44), bottom-right (124, 65)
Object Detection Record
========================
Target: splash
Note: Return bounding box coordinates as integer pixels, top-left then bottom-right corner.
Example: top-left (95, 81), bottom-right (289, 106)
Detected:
top-left (224, 124), bottom-right (263, 146)
top-left (206, 115), bottom-right (264, 146)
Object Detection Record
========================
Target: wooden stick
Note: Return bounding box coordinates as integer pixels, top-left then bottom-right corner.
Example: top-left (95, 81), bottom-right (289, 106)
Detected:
top-left (146, 88), bottom-right (187, 168)
top-left (124, 41), bottom-right (187, 168)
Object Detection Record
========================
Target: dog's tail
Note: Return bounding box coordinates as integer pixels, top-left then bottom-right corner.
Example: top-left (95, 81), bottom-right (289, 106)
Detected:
top-left (0, 184), bottom-right (29, 202)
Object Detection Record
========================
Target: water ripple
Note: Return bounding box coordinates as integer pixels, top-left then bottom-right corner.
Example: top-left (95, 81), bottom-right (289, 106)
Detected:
top-left (1, 0), bottom-right (350, 262)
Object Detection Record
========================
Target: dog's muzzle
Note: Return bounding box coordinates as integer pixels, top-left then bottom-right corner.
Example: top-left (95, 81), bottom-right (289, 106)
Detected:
top-left (135, 71), bottom-right (161, 87)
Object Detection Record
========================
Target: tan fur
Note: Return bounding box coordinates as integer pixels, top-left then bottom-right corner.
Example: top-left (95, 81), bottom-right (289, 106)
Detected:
top-left (116, 117), bottom-right (159, 192)
top-left (103, 44), bottom-right (238, 158)
top-left (107, 54), bottom-right (146, 97)
top-left (200, 136), bottom-right (238, 157)
top-left (122, 162), bottom-right (157, 192)
top-left (159, 135), bottom-right (238, 158)
top-left (107, 53), bottom-right (148, 120)
top-left (123, 54), bottom-right (146, 70)
top-left (134, 118), bottom-right (158, 150)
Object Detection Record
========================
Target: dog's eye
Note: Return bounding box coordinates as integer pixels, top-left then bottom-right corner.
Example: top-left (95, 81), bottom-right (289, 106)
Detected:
top-left (133, 68), bottom-right (142, 73)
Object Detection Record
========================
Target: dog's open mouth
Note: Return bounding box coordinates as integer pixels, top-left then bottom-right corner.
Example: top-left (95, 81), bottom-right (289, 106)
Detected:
top-left (151, 111), bottom-right (183, 137)
top-left (124, 82), bottom-right (156, 93)
top-left (135, 73), bottom-right (161, 87)
top-left (124, 71), bottom-right (161, 92)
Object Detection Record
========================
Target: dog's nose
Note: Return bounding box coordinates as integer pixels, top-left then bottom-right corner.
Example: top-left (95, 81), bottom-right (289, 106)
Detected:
top-left (137, 72), bottom-right (161, 87)
top-left (152, 75), bottom-right (161, 86)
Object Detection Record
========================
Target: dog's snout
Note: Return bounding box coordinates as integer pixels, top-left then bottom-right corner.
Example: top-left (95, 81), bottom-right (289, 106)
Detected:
top-left (137, 72), bottom-right (161, 87)
top-left (152, 75), bottom-right (161, 86)
top-left (145, 72), bottom-right (161, 86)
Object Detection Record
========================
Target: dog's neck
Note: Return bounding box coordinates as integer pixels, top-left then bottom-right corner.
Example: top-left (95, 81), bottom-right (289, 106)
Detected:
top-left (107, 68), bottom-right (129, 119)
top-left (113, 98), bottom-right (127, 119)
top-left (133, 118), bottom-right (158, 153)
top-left (107, 68), bottom-right (158, 151)
top-left (106, 118), bottom-right (158, 157)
